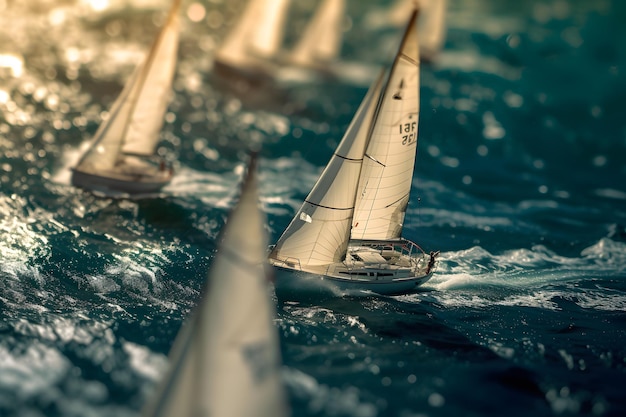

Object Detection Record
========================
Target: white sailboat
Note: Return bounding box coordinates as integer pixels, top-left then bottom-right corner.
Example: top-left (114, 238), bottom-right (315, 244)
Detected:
top-left (72, 0), bottom-right (180, 194)
top-left (214, 0), bottom-right (345, 84)
top-left (269, 10), bottom-right (439, 297)
top-left (213, 0), bottom-right (291, 84)
top-left (287, 0), bottom-right (345, 70)
top-left (141, 156), bottom-right (289, 417)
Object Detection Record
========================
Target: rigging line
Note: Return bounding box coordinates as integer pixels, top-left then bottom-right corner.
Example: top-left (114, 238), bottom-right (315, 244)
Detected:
top-left (364, 153), bottom-right (386, 166)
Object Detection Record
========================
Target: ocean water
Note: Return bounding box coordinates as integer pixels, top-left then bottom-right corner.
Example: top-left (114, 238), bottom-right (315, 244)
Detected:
top-left (1, 0), bottom-right (626, 416)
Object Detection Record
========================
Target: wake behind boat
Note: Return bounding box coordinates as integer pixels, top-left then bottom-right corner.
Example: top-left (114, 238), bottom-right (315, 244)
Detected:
top-left (72, 0), bottom-right (180, 195)
top-left (269, 10), bottom-right (439, 298)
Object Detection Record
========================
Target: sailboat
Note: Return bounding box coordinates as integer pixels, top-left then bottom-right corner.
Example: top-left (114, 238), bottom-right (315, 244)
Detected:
top-left (213, 0), bottom-right (345, 85)
top-left (268, 10), bottom-right (439, 297)
top-left (141, 155), bottom-right (289, 417)
top-left (213, 0), bottom-right (291, 85)
top-left (71, 0), bottom-right (180, 194)
top-left (286, 0), bottom-right (345, 70)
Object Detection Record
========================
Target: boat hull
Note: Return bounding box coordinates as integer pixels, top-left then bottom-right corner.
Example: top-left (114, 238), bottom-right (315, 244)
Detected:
top-left (213, 58), bottom-right (276, 89)
top-left (271, 264), bottom-right (433, 300)
top-left (71, 168), bottom-right (172, 195)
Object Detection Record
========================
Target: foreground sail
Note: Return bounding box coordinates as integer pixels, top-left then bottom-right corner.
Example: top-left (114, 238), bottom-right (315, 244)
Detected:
top-left (142, 156), bottom-right (288, 417)
top-left (72, 0), bottom-right (180, 194)
top-left (269, 10), bottom-right (439, 297)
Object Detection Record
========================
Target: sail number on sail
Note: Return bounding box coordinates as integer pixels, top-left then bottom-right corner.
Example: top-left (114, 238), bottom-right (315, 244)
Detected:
top-left (400, 120), bottom-right (417, 145)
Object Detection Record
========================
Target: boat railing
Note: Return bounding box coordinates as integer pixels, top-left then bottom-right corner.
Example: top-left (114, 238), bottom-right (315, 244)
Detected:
top-left (349, 239), bottom-right (431, 274)
top-left (352, 239), bottom-right (427, 257)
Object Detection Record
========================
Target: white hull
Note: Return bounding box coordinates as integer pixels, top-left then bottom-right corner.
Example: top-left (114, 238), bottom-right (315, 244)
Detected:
top-left (272, 265), bottom-right (432, 298)
top-left (270, 240), bottom-right (438, 298)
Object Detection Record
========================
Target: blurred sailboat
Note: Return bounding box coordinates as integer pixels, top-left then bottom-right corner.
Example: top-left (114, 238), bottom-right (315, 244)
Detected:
top-left (214, 0), bottom-right (346, 86)
top-left (142, 155), bottom-right (289, 417)
top-left (286, 0), bottom-right (345, 71)
top-left (269, 10), bottom-right (439, 297)
top-left (213, 0), bottom-right (290, 86)
top-left (71, 0), bottom-right (180, 195)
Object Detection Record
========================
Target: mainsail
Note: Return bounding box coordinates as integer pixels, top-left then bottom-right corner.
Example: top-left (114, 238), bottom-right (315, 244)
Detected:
top-left (289, 0), bottom-right (345, 66)
top-left (75, 0), bottom-right (180, 173)
top-left (142, 157), bottom-right (288, 417)
top-left (351, 11), bottom-right (420, 241)
top-left (270, 72), bottom-right (384, 267)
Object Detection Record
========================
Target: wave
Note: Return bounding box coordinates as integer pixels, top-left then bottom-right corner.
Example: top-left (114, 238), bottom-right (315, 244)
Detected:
top-left (414, 238), bottom-right (626, 312)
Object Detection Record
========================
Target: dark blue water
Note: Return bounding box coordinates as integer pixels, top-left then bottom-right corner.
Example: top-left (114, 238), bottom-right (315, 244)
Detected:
top-left (1, 0), bottom-right (625, 416)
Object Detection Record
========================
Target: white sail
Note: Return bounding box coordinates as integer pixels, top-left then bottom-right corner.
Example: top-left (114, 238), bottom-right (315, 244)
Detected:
top-left (270, 72), bottom-right (384, 267)
top-left (289, 0), bottom-right (345, 67)
top-left (217, 0), bottom-right (290, 65)
top-left (351, 11), bottom-right (420, 241)
top-left (76, 0), bottom-right (180, 173)
top-left (142, 157), bottom-right (288, 417)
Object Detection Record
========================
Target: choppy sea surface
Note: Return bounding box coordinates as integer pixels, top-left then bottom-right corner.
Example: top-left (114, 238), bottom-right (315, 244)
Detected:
top-left (1, 0), bottom-right (626, 416)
